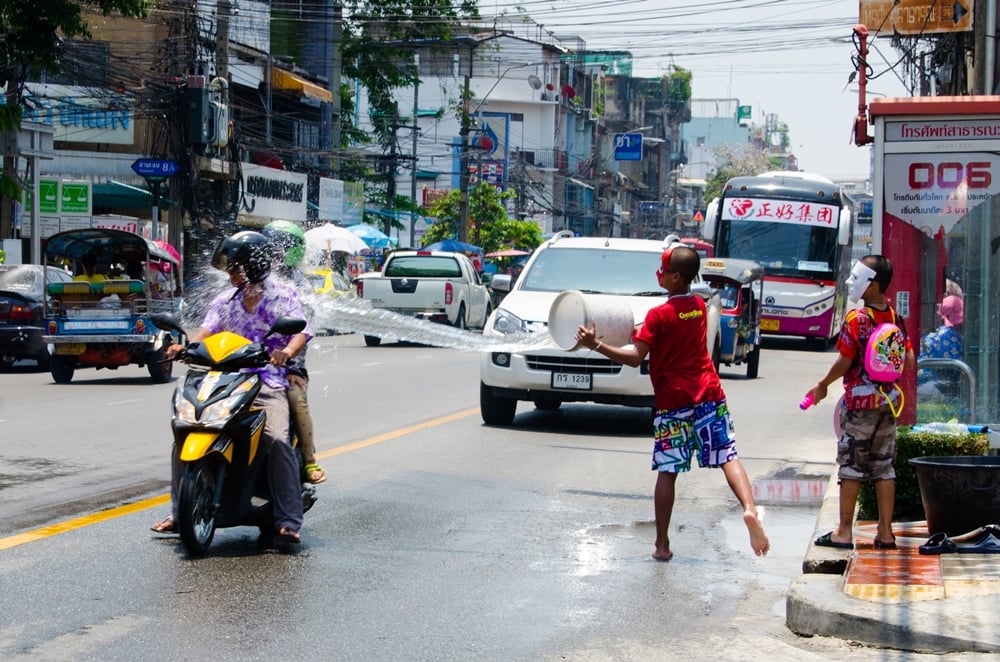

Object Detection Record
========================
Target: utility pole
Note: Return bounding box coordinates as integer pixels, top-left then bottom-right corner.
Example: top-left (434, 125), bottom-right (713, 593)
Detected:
top-left (384, 104), bottom-right (398, 237)
top-left (331, 2), bottom-right (343, 177)
top-left (458, 52), bottom-right (472, 243)
top-left (410, 54), bottom-right (419, 247)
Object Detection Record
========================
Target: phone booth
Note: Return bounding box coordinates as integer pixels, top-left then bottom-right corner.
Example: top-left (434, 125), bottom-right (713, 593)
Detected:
top-left (869, 96), bottom-right (1000, 425)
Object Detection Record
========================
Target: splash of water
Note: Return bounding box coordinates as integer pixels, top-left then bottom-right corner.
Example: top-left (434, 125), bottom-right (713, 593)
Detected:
top-left (306, 294), bottom-right (556, 352)
top-left (181, 269), bottom-right (556, 353)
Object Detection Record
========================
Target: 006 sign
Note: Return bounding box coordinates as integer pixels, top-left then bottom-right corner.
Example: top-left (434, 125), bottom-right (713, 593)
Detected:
top-left (909, 161), bottom-right (992, 189)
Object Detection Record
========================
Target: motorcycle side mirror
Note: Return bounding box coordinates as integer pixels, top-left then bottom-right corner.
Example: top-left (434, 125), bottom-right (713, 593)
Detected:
top-left (266, 316), bottom-right (307, 337)
top-left (151, 312), bottom-right (185, 335)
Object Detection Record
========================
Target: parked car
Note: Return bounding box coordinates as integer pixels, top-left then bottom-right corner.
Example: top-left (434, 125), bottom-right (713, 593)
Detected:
top-left (306, 267), bottom-right (354, 298)
top-left (480, 232), bottom-right (722, 425)
top-left (0, 264), bottom-right (74, 368)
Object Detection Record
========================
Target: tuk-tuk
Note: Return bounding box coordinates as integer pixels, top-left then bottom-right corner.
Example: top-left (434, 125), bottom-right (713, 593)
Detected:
top-left (42, 228), bottom-right (182, 383)
top-left (700, 257), bottom-right (765, 379)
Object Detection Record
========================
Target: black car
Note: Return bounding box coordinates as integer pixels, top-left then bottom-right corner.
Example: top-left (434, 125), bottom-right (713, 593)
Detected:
top-left (0, 264), bottom-right (74, 368)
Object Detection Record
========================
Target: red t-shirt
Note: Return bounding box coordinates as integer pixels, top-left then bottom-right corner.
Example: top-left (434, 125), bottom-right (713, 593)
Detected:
top-left (837, 305), bottom-right (912, 410)
top-left (634, 293), bottom-right (725, 410)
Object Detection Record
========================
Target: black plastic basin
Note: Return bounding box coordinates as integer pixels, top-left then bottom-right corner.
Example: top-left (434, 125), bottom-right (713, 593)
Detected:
top-left (909, 456), bottom-right (1000, 536)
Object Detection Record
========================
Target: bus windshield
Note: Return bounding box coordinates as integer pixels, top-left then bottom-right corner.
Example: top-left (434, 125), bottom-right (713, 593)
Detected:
top-left (717, 221), bottom-right (839, 279)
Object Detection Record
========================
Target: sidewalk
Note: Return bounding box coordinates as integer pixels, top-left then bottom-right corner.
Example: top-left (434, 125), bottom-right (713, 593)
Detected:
top-left (785, 473), bottom-right (1000, 653)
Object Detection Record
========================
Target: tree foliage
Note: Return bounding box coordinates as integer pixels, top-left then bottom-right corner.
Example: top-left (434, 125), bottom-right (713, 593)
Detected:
top-left (0, 0), bottom-right (148, 198)
top-left (341, 0), bottom-right (479, 152)
top-left (422, 183), bottom-right (542, 254)
top-left (702, 144), bottom-right (782, 204)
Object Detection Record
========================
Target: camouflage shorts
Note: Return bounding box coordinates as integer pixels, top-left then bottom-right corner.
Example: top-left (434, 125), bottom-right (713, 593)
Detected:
top-left (836, 406), bottom-right (897, 482)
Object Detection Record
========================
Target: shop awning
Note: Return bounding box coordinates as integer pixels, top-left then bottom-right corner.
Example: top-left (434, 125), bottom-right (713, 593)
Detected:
top-left (414, 169), bottom-right (442, 179)
top-left (92, 180), bottom-right (176, 210)
top-left (271, 68), bottom-right (333, 104)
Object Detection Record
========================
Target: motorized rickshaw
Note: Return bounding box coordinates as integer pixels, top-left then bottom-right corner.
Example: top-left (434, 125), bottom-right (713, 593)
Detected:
top-left (700, 257), bottom-right (765, 379)
top-left (41, 228), bottom-right (183, 383)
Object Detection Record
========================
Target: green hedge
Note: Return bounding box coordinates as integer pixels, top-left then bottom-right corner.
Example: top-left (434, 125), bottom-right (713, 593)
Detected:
top-left (858, 426), bottom-right (989, 521)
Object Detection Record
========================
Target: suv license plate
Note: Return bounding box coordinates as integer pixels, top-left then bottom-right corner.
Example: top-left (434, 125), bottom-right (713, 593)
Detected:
top-left (552, 372), bottom-right (591, 390)
top-left (54, 343), bottom-right (86, 355)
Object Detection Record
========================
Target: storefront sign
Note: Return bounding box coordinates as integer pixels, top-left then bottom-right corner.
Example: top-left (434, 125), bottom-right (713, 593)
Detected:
top-left (237, 163), bottom-right (307, 222)
top-left (21, 84), bottom-right (135, 145)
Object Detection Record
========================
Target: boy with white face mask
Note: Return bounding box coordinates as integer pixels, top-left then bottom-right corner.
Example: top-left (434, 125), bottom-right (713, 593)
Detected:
top-left (805, 255), bottom-right (916, 550)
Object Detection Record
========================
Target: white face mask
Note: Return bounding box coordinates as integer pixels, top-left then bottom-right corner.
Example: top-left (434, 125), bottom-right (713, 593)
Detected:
top-left (847, 262), bottom-right (877, 303)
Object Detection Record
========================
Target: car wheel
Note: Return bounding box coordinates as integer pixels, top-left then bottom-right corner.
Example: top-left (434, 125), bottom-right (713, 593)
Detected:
top-left (533, 397), bottom-right (561, 411)
top-left (364, 335), bottom-right (382, 347)
top-left (746, 345), bottom-right (760, 379)
top-left (480, 381), bottom-right (516, 426)
top-left (0, 354), bottom-right (15, 370)
top-left (454, 304), bottom-right (467, 330)
top-left (35, 351), bottom-right (50, 371)
top-left (50, 355), bottom-right (75, 384)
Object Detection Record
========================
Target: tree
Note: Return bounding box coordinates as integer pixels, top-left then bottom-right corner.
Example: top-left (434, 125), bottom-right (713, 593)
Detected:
top-left (702, 144), bottom-right (783, 204)
top-left (423, 182), bottom-right (542, 255)
top-left (0, 0), bottom-right (149, 198)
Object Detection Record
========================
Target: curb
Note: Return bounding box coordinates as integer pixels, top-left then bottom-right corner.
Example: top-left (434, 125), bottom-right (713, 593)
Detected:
top-left (786, 467), bottom-right (1000, 653)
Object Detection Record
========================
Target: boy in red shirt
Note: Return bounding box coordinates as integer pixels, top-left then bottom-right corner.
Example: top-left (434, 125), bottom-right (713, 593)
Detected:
top-left (806, 254), bottom-right (915, 550)
top-left (575, 245), bottom-right (769, 561)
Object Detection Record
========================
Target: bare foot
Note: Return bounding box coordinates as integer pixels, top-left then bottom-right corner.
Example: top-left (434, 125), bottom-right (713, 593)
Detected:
top-left (744, 509), bottom-right (769, 556)
top-left (651, 549), bottom-right (674, 562)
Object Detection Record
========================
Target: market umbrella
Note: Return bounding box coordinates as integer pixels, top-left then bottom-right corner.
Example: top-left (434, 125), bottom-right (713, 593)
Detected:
top-left (304, 223), bottom-right (369, 254)
top-left (348, 223), bottom-right (396, 249)
top-left (485, 248), bottom-right (530, 258)
top-left (423, 239), bottom-right (482, 254)
top-left (152, 239), bottom-right (181, 263)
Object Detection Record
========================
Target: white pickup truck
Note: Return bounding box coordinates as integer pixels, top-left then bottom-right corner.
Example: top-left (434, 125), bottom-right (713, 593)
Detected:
top-left (355, 250), bottom-right (492, 346)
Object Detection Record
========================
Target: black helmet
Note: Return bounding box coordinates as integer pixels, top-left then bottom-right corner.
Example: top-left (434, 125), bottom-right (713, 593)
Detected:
top-left (212, 231), bottom-right (271, 284)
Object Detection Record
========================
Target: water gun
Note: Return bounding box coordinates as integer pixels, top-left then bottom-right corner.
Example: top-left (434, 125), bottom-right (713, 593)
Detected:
top-left (799, 393), bottom-right (815, 410)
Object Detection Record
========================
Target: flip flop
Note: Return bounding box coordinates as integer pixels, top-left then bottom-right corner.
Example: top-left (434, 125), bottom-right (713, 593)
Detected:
top-left (918, 531), bottom-right (958, 555)
top-left (814, 531), bottom-right (853, 549)
top-left (150, 515), bottom-right (176, 534)
top-left (956, 530), bottom-right (1000, 554)
top-left (278, 526), bottom-right (301, 544)
top-left (304, 463), bottom-right (327, 485)
top-left (873, 537), bottom-right (897, 549)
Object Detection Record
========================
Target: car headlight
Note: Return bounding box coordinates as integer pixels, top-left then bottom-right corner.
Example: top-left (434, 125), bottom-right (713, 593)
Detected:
top-left (492, 308), bottom-right (528, 335)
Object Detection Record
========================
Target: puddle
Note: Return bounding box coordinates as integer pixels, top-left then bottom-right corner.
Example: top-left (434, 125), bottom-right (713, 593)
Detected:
top-left (752, 478), bottom-right (827, 505)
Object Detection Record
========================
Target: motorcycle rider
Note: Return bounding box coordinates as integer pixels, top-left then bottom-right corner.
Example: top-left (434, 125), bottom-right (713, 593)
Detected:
top-left (262, 220), bottom-right (326, 484)
top-left (151, 231), bottom-right (312, 543)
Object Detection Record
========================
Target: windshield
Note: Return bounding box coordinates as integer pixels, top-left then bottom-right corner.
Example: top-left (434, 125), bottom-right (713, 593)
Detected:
top-left (717, 221), bottom-right (838, 277)
top-left (520, 247), bottom-right (663, 295)
top-left (0, 266), bottom-right (41, 293)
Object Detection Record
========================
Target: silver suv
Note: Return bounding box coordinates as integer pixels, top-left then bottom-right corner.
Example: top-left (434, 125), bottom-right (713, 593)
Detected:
top-left (480, 233), bottom-right (721, 425)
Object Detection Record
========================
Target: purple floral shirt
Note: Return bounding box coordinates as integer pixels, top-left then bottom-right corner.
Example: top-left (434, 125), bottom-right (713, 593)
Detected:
top-left (201, 278), bottom-right (313, 389)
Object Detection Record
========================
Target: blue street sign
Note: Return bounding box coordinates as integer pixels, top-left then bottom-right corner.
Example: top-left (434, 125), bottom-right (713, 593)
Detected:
top-left (131, 158), bottom-right (179, 179)
top-left (613, 133), bottom-right (643, 161)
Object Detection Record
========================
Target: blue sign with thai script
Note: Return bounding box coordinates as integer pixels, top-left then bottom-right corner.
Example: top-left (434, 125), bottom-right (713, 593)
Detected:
top-left (132, 158), bottom-right (179, 179)
top-left (613, 133), bottom-right (643, 161)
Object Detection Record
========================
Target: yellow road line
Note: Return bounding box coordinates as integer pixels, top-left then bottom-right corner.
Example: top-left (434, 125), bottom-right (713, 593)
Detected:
top-left (0, 407), bottom-right (479, 551)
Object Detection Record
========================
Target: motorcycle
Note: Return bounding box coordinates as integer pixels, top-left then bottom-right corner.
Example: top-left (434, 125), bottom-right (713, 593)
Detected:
top-left (151, 312), bottom-right (316, 556)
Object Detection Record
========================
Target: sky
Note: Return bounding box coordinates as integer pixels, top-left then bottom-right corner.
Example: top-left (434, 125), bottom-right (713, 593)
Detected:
top-left (481, 0), bottom-right (914, 180)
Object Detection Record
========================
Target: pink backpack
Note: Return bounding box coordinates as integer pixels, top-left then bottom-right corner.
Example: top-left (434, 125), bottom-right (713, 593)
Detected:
top-left (860, 308), bottom-right (906, 416)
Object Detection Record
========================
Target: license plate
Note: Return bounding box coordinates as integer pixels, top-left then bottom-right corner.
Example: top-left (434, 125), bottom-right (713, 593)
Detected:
top-left (54, 343), bottom-right (86, 355)
top-left (552, 372), bottom-right (592, 390)
top-left (760, 318), bottom-right (780, 331)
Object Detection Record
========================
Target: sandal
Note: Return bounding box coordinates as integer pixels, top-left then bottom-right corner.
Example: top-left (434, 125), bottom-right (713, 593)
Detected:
top-left (305, 463), bottom-right (327, 485)
top-left (151, 515), bottom-right (176, 534)
top-left (278, 526), bottom-right (301, 544)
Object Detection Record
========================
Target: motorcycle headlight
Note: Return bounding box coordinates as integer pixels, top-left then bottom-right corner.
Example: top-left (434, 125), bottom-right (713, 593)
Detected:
top-left (492, 308), bottom-right (528, 335)
top-left (174, 377), bottom-right (257, 426)
top-left (173, 389), bottom-right (197, 423)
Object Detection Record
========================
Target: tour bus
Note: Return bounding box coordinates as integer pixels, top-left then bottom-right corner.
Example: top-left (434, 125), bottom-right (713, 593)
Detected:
top-left (703, 171), bottom-right (853, 346)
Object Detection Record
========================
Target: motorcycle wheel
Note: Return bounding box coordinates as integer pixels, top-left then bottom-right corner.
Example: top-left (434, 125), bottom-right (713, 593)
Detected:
top-left (177, 460), bottom-right (219, 557)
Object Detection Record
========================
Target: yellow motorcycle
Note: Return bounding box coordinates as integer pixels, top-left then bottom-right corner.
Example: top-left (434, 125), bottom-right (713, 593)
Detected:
top-left (151, 313), bottom-right (315, 556)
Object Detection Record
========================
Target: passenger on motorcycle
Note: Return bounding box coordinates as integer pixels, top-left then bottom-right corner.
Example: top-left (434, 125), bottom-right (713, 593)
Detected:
top-left (151, 231), bottom-right (313, 543)
top-left (262, 220), bottom-right (326, 485)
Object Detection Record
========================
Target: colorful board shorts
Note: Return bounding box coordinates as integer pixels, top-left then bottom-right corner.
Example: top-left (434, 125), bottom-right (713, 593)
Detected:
top-left (837, 405), bottom-right (897, 482)
top-left (652, 400), bottom-right (737, 473)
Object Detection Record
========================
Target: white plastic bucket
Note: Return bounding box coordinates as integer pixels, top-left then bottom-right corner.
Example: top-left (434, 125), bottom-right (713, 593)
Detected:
top-left (547, 290), bottom-right (636, 351)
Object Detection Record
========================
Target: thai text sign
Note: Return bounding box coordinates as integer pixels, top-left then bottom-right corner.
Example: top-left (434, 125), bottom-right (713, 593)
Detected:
top-left (21, 84), bottom-right (135, 145)
top-left (860, 0), bottom-right (973, 36)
